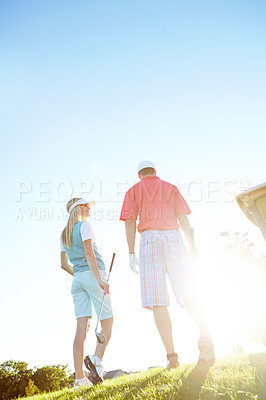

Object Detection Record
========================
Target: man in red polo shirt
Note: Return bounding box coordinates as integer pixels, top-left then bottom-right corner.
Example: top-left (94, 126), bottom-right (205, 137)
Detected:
top-left (120, 160), bottom-right (214, 368)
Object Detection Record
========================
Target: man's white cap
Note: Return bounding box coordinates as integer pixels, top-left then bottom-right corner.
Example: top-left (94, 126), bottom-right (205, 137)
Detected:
top-left (137, 160), bottom-right (156, 173)
top-left (69, 198), bottom-right (95, 214)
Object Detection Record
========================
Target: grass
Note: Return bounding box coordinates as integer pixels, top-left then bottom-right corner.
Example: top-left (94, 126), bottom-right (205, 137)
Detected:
top-left (19, 353), bottom-right (266, 400)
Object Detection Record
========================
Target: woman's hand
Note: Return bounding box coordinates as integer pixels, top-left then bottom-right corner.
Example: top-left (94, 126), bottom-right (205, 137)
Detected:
top-left (97, 279), bottom-right (110, 295)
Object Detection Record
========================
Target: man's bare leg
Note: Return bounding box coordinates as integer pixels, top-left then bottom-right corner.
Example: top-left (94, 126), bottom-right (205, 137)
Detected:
top-left (153, 306), bottom-right (178, 367)
top-left (184, 294), bottom-right (215, 363)
top-left (184, 294), bottom-right (210, 335)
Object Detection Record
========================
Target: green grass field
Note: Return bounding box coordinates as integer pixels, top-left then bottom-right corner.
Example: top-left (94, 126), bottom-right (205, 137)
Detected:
top-left (20, 353), bottom-right (266, 400)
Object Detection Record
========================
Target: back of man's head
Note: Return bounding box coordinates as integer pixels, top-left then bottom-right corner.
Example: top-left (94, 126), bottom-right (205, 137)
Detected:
top-left (138, 160), bottom-right (156, 177)
top-left (139, 167), bottom-right (156, 177)
top-left (137, 160), bottom-right (156, 178)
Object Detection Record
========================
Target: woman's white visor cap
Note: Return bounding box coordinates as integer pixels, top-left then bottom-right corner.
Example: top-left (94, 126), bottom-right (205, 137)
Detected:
top-left (69, 198), bottom-right (95, 214)
top-left (137, 160), bottom-right (156, 173)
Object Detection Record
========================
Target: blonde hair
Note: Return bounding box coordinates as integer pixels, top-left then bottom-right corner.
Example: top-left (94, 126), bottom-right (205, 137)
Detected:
top-left (61, 197), bottom-right (83, 249)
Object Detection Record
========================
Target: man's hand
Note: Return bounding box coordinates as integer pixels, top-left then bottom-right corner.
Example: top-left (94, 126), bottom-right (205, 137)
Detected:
top-left (129, 253), bottom-right (139, 274)
top-left (97, 279), bottom-right (110, 294)
top-left (189, 248), bottom-right (199, 262)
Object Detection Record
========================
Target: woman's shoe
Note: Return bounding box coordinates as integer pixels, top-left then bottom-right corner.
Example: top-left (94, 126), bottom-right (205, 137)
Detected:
top-left (84, 355), bottom-right (104, 385)
top-left (74, 376), bottom-right (92, 389)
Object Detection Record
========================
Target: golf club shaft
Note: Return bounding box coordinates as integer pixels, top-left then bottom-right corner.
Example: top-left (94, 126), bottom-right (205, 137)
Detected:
top-left (96, 294), bottom-right (106, 332)
top-left (95, 253), bottom-right (116, 333)
top-left (107, 252), bottom-right (116, 280)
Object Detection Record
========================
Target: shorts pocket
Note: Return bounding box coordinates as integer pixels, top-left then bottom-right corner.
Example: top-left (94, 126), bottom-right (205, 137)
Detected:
top-left (71, 276), bottom-right (77, 295)
top-left (141, 232), bottom-right (159, 245)
top-left (164, 230), bottom-right (179, 242)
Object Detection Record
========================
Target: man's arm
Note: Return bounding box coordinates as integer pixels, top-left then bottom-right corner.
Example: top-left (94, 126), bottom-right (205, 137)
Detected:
top-left (61, 252), bottom-right (74, 275)
top-left (125, 219), bottom-right (139, 273)
top-left (177, 213), bottom-right (196, 252)
top-left (125, 219), bottom-right (137, 253)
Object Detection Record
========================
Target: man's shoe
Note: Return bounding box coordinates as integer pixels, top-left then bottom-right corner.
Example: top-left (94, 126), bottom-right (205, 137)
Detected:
top-left (84, 355), bottom-right (104, 385)
top-left (74, 376), bottom-right (92, 389)
top-left (167, 352), bottom-right (180, 369)
top-left (198, 334), bottom-right (215, 365)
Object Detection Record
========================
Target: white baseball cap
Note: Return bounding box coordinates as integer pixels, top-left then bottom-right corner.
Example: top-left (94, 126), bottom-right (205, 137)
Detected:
top-left (69, 198), bottom-right (95, 214)
top-left (137, 160), bottom-right (156, 173)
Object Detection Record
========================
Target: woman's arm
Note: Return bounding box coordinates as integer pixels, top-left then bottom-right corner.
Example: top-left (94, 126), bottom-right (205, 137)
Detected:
top-left (83, 239), bottom-right (109, 294)
top-left (61, 252), bottom-right (74, 275)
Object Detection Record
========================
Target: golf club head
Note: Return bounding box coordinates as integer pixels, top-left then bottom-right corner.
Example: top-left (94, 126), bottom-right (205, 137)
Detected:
top-left (95, 331), bottom-right (106, 344)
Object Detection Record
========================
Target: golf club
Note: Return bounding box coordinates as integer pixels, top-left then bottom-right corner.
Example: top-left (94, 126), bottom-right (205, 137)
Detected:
top-left (95, 252), bottom-right (116, 344)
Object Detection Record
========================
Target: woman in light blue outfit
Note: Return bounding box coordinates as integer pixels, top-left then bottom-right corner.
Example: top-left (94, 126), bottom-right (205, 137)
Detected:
top-left (60, 197), bottom-right (113, 388)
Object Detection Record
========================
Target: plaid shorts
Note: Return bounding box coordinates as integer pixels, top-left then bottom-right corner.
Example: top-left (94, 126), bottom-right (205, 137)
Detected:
top-left (139, 230), bottom-right (193, 310)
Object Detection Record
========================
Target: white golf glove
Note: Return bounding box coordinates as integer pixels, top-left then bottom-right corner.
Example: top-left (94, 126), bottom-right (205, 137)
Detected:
top-left (129, 253), bottom-right (139, 274)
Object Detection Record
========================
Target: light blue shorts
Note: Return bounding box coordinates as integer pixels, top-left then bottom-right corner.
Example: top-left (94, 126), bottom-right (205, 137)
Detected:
top-left (71, 270), bottom-right (113, 320)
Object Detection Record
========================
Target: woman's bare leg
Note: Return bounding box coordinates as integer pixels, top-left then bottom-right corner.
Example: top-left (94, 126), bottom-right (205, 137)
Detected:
top-left (95, 317), bottom-right (113, 360)
top-left (73, 317), bottom-right (90, 379)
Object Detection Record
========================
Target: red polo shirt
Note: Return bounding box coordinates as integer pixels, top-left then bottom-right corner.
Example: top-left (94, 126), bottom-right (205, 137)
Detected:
top-left (120, 176), bottom-right (191, 232)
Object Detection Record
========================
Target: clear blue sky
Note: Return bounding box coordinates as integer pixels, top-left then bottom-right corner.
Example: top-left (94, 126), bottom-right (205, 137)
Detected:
top-left (0, 0), bottom-right (265, 373)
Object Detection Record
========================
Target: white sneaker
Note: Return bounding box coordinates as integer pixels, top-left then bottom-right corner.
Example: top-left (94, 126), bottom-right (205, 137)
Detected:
top-left (84, 355), bottom-right (104, 385)
top-left (74, 376), bottom-right (92, 389)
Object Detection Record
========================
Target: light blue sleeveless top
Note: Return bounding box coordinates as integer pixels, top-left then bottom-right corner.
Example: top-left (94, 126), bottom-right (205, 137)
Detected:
top-left (63, 221), bottom-right (105, 274)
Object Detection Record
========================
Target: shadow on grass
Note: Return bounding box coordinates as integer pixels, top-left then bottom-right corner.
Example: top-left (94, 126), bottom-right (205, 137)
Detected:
top-left (249, 352), bottom-right (266, 399)
top-left (175, 363), bottom-right (212, 400)
top-left (120, 370), bottom-right (164, 399)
